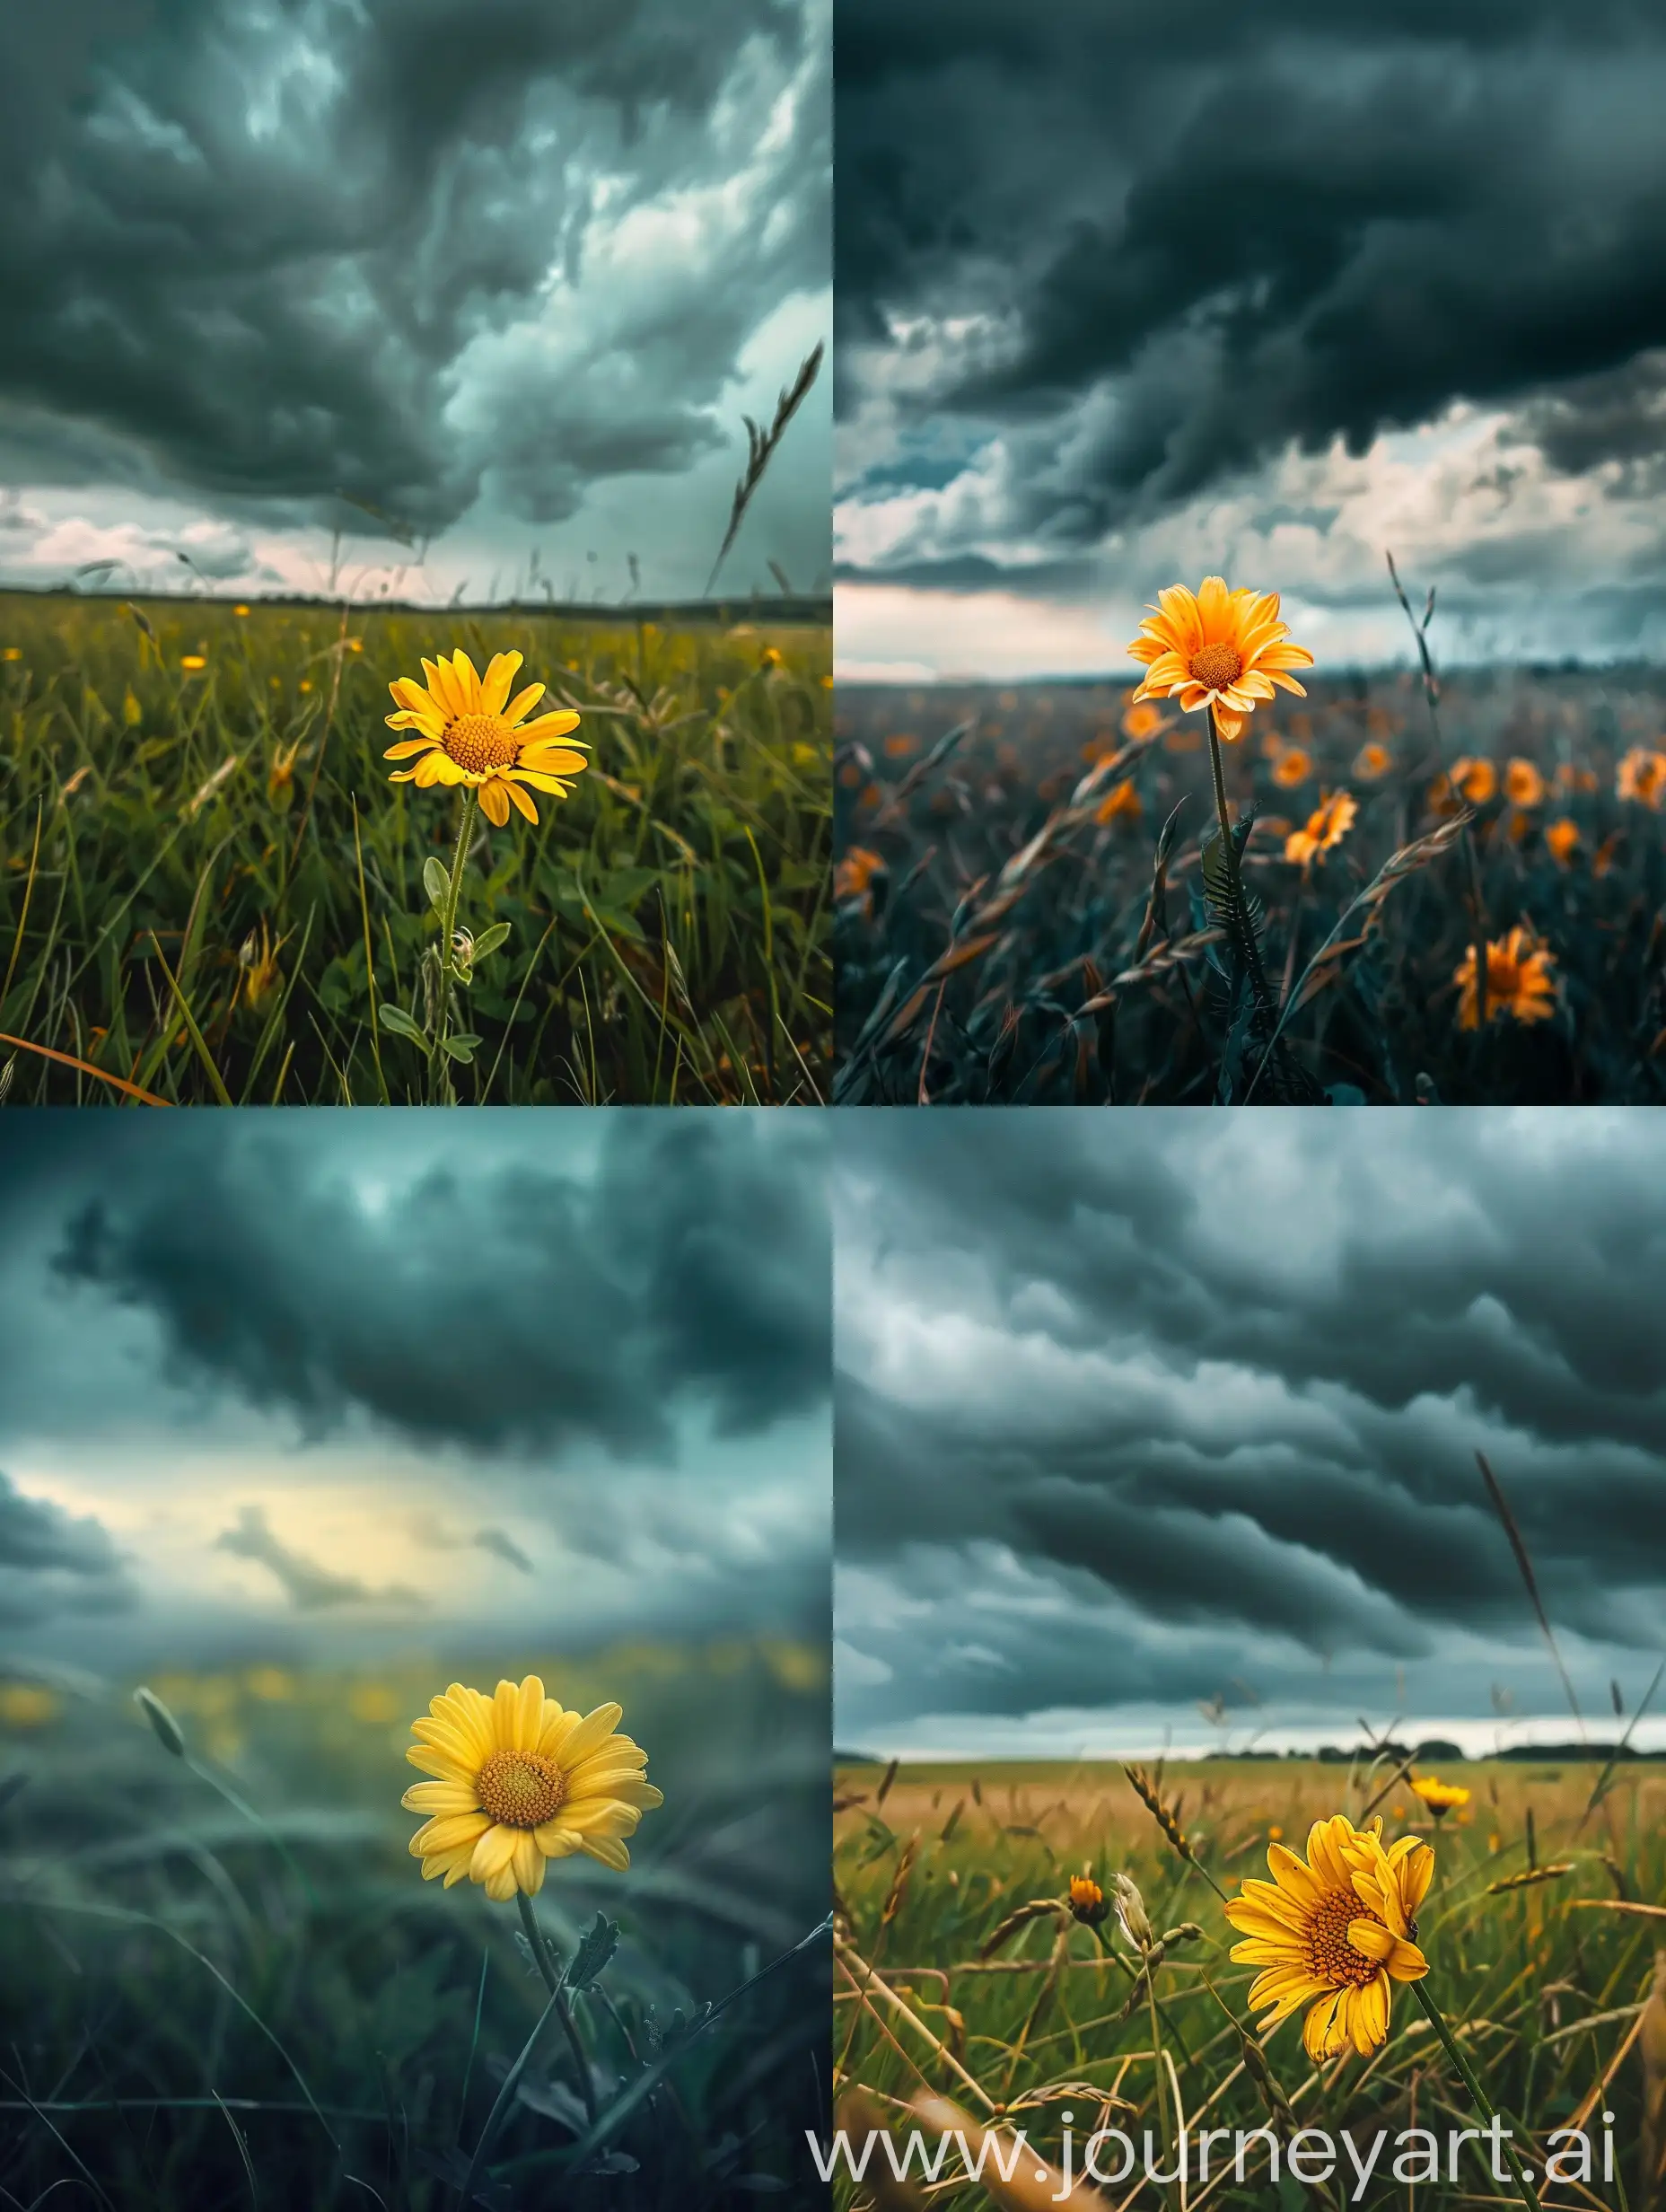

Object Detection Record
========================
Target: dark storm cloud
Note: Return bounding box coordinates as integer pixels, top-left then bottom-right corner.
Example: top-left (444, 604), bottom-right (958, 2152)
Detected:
top-left (835, 1112), bottom-right (1666, 1734)
top-left (0, 1470), bottom-right (131, 1628)
top-left (47, 1114), bottom-right (829, 1459)
top-left (0, 0), bottom-right (823, 531)
top-left (837, 0), bottom-right (1666, 539)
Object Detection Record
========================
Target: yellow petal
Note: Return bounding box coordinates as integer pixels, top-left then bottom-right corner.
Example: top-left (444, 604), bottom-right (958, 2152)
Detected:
top-left (478, 777), bottom-right (511, 827)
top-left (552, 1704), bottom-right (626, 1766)
top-left (516, 743), bottom-right (590, 775)
top-left (514, 708), bottom-right (583, 742)
top-left (418, 1843), bottom-right (476, 1883)
top-left (385, 736), bottom-right (440, 759)
top-left (557, 1800), bottom-right (641, 1839)
top-left (414, 1813), bottom-right (490, 1855)
top-left (481, 650), bottom-right (523, 717)
top-left (422, 656), bottom-right (462, 717)
top-left (503, 778), bottom-right (539, 824)
top-left (449, 649), bottom-right (483, 711)
top-left (1302, 1990), bottom-right (1346, 2060)
top-left (405, 1743), bottom-right (471, 1782)
top-left (1347, 1917), bottom-right (1395, 1962)
top-left (534, 1702), bottom-right (575, 1760)
top-left (470, 1823), bottom-right (518, 1884)
top-left (511, 1833), bottom-right (546, 1893)
top-left (401, 1780), bottom-right (481, 1814)
top-left (513, 1674), bottom-right (546, 1755)
top-left (502, 681), bottom-right (548, 726)
top-left (532, 1820), bottom-right (582, 1857)
top-left (580, 1834), bottom-right (631, 1871)
top-left (566, 1744), bottom-right (651, 1784)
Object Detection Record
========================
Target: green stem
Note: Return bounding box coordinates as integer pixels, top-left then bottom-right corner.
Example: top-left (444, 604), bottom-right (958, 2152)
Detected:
top-left (1145, 1956), bottom-right (1173, 2209)
top-left (1206, 700), bottom-right (1236, 862)
top-left (515, 1892), bottom-right (596, 2127)
top-left (1411, 1979), bottom-right (1539, 2212)
top-left (431, 786), bottom-right (478, 1095)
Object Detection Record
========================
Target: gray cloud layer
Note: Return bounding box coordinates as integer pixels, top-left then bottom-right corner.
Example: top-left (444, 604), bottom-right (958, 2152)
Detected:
top-left (0, 1112), bottom-right (829, 1657)
top-left (52, 1113), bottom-right (829, 1457)
top-left (835, 1), bottom-right (1666, 663)
top-left (835, 1111), bottom-right (1666, 1749)
top-left (0, 0), bottom-right (827, 549)
top-left (0, 1470), bottom-right (133, 1628)
top-left (838, 3), bottom-right (1666, 531)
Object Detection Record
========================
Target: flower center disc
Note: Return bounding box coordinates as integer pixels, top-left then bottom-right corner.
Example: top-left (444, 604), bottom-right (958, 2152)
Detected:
top-left (1188, 641), bottom-right (1243, 691)
top-left (443, 714), bottom-right (522, 774)
top-left (1304, 1890), bottom-right (1383, 1987)
top-left (477, 1749), bottom-right (566, 1829)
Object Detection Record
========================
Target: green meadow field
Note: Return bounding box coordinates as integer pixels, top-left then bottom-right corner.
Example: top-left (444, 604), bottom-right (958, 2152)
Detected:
top-left (0, 592), bottom-right (831, 1105)
top-left (834, 1755), bottom-right (1666, 2209)
top-left (0, 1639), bottom-right (831, 2208)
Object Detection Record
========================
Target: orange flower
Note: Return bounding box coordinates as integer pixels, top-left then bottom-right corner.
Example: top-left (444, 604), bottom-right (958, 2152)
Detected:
top-left (883, 733), bottom-right (916, 758)
top-left (1272, 747), bottom-right (1312, 788)
top-left (1454, 927), bottom-right (1556, 1030)
top-left (1285, 789), bottom-right (1357, 869)
top-left (1451, 758), bottom-right (1496, 804)
top-left (1096, 780), bottom-right (1144, 825)
top-left (1429, 758), bottom-right (1495, 814)
top-left (1126, 576), bottom-right (1313, 742)
top-left (1121, 700), bottom-right (1166, 741)
top-left (1618, 747), bottom-right (1666, 809)
top-left (1355, 742), bottom-right (1392, 781)
top-left (1504, 758), bottom-right (1546, 807)
top-left (1545, 817), bottom-right (1580, 866)
top-left (1068, 1874), bottom-right (1109, 1927)
top-left (835, 847), bottom-right (885, 902)
top-left (1556, 761), bottom-right (1598, 794)
top-left (180, 654), bottom-right (206, 672)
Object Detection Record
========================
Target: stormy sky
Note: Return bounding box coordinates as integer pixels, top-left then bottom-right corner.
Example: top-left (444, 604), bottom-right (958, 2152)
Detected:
top-left (0, 0), bottom-right (829, 607)
top-left (835, 1), bottom-right (1666, 680)
top-left (835, 1110), bottom-right (1666, 1760)
top-left (0, 1111), bottom-right (829, 1682)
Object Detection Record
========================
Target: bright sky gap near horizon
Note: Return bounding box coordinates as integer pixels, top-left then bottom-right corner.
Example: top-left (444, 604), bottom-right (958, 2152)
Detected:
top-left (0, 0), bottom-right (830, 609)
top-left (834, 2), bottom-right (1666, 682)
top-left (834, 1111), bottom-right (1666, 1763)
top-left (0, 1114), bottom-right (830, 1682)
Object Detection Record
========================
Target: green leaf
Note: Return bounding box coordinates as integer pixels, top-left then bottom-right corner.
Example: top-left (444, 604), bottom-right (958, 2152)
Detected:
top-left (441, 1031), bottom-right (481, 1063)
top-left (376, 1003), bottom-right (425, 1042)
top-left (566, 1913), bottom-right (618, 1992)
top-left (135, 1686), bottom-right (187, 1758)
top-left (470, 921), bottom-right (511, 961)
top-left (596, 867), bottom-right (662, 911)
top-left (422, 856), bottom-right (451, 910)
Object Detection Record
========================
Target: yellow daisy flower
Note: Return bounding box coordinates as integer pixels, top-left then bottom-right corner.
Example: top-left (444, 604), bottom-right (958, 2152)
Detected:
top-left (1126, 576), bottom-right (1314, 742)
top-left (1224, 1813), bottom-right (1433, 2060)
top-left (384, 649), bottom-right (589, 828)
top-left (1409, 1776), bottom-right (1472, 1816)
top-left (402, 1674), bottom-right (662, 1901)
